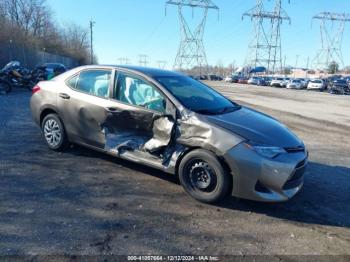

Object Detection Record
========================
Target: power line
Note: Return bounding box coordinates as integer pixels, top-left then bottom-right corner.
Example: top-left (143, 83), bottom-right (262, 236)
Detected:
top-left (166, 0), bottom-right (219, 75)
top-left (312, 12), bottom-right (350, 70)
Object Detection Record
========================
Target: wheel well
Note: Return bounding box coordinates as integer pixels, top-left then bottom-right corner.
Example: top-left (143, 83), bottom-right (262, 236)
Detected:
top-left (174, 147), bottom-right (199, 177)
top-left (175, 147), bottom-right (233, 186)
top-left (40, 108), bottom-right (58, 125)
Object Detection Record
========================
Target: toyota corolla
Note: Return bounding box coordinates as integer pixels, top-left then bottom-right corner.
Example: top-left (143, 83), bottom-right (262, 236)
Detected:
top-left (30, 65), bottom-right (308, 203)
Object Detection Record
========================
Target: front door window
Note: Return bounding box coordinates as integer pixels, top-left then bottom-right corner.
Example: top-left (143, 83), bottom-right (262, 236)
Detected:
top-left (115, 72), bottom-right (166, 113)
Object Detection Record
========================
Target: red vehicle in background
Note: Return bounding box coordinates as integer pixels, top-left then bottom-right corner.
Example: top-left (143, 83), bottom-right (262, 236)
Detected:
top-left (238, 77), bottom-right (249, 84)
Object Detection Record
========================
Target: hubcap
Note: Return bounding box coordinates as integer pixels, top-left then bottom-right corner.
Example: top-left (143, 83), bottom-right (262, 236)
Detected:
top-left (189, 161), bottom-right (216, 191)
top-left (44, 119), bottom-right (62, 147)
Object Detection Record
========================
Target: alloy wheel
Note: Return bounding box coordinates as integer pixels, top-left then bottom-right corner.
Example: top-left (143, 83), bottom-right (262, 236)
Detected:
top-left (44, 119), bottom-right (62, 148)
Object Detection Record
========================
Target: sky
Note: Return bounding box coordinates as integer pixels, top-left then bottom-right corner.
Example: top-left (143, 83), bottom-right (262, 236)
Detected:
top-left (47, 0), bottom-right (350, 69)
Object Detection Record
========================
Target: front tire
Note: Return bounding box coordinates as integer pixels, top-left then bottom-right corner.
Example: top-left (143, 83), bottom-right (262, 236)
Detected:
top-left (179, 149), bottom-right (231, 203)
top-left (41, 114), bottom-right (68, 151)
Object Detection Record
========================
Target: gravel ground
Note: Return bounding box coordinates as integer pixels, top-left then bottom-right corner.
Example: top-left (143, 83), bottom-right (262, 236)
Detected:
top-left (0, 84), bottom-right (349, 257)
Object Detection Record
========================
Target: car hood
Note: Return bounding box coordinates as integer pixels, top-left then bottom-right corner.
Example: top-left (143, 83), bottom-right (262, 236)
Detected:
top-left (205, 107), bottom-right (303, 148)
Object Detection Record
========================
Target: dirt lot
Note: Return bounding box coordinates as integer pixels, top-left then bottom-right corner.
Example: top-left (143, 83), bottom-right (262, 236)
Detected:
top-left (0, 83), bottom-right (349, 257)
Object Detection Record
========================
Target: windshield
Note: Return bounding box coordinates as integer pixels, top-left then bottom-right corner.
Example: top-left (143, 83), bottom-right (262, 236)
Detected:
top-left (156, 75), bottom-right (240, 115)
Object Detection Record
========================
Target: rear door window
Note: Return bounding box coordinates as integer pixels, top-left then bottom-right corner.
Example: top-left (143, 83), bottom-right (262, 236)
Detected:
top-left (69, 70), bottom-right (112, 98)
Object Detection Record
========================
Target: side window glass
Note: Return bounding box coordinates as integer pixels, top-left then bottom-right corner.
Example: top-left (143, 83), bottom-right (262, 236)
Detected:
top-left (73, 70), bottom-right (111, 98)
top-left (67, 75), bottom-right (78, 89)
top-left (115, 73), bottom-right (166, 113)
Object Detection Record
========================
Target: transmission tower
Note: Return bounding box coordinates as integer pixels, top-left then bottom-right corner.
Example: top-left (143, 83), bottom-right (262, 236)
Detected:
top-left (166, 0), bottom-right (219, 75)
top-left (312, 12), bottom-right (350, 70)
top-left (243, 0), bottom-right (290, 73)
top-left (138, 54), bottom-right (149, 67)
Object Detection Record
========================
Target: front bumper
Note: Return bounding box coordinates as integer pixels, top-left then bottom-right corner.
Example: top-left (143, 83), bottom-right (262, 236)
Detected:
top-left (223, 143), bottom-right (308, 202)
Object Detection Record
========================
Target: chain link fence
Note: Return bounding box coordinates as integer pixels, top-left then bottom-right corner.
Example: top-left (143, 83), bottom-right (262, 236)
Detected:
top-left (0, 42), bottom-right (80, 69)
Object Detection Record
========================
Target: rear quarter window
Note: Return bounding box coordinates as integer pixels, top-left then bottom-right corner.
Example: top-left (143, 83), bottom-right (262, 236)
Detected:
top-left (66, 75), bottom-right (78, 89)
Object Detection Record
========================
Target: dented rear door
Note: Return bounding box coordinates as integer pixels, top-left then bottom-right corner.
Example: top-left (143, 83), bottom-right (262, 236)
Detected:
top-left (58, 69), bottom-right (114, 148)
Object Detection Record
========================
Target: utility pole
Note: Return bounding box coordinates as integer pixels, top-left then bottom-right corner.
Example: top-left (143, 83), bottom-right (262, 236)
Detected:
top-left (9, 39), bottom-right (13, 61)
top-left (165, 0), bottom-right (219, 75)
top-left (157, 60), bottom-right (167, 69)
top-left (294, 54), bottom-right (299, 78)
top-left (118, 57), bottom-right (131, 65)
top-left (139, 54), bottom-right (149, 67)
top-left (312, 12), bottom-right (350, 70)
top-left (306, 56), bottom-right (310, 78)
top-left (243, 0), bottom-right (290, 73)
top-left (90, 20), bottom-right (96, 64)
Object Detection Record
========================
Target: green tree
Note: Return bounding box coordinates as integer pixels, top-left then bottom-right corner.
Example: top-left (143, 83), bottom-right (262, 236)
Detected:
top-left (328, 61), bottom-right (339, 74)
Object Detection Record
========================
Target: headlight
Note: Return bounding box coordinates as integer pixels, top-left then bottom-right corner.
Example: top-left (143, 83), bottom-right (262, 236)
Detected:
top-left (245, 142), bottom-right (286, 159)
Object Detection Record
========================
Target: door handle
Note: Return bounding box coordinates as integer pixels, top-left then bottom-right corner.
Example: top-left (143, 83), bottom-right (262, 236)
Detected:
top-left (105, 107), bottom-right (122, 114)
top-left (59, 93), bottom-right (70, 100)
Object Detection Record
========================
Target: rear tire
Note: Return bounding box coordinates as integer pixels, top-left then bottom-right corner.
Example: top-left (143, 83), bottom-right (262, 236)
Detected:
top-left (41, 114), bottom-right (68, 151)
top-left (179, 149), bottom-right (231, 204)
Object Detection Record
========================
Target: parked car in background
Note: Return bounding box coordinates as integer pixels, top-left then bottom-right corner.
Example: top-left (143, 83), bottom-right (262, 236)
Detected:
top-left (329, 79), bottom-right (350, 95)
top-left (224, 76), bottom-right (233, 83)
top-left (342, 76), bottom-right (350, 85)
top-left (307, 79), bottom-right (325, 91)
top-left (231, 75), bottom-right (240, 83)
top-left (297, 78), bottom-right (309, 89)
top-left (42, 63), bottom-right (66, 73)
top-left (262, 76), bottom-right (273, 86)
top-left (238, 77), bottom-right (249, 84)
top-left (283, 78), bottom-right (291, 87)
top-left (36, 63), bottom-right (67, 79)
top-left (270, 77), bottom-right (285, 88)
top-left (325, 75), bottom-right (342, 89)
top-left (247, 76), bottom-right (260, 85)
top-left (30, 65), bottom-right (308, 203)
top-left (286, 79), bottom-right (304, 90)
top-left (209, 75), bottom-right (223, 81)
top-left (248, 76), bottom-right (267, 86)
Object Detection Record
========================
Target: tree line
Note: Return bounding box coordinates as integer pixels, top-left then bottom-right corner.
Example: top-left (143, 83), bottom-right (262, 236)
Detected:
top-left (0, 0), bottom-right (92, 65)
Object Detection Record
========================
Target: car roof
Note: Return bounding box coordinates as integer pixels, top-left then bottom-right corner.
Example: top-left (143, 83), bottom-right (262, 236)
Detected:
top-left (54, 65), bottom-right (186, 82)
top-left (96, 65), bottom-right (184, 78)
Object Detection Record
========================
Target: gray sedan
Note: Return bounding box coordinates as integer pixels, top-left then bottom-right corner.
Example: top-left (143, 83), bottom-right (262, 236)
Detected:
top-left (30, 65), bottom-right (308, 203)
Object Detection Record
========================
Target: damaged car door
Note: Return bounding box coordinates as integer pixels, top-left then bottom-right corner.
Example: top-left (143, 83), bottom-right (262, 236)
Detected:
top-left (103, 71), bottom-right (174, 163)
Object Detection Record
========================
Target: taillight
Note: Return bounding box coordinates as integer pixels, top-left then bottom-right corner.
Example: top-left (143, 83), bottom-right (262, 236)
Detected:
top-left (32, 85), bottom-right (41, 94)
